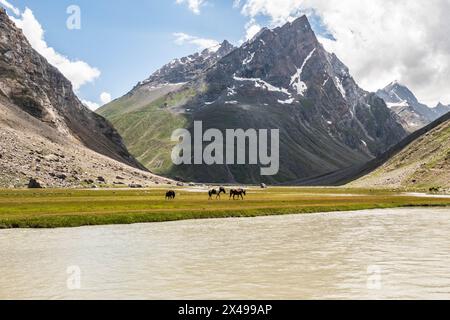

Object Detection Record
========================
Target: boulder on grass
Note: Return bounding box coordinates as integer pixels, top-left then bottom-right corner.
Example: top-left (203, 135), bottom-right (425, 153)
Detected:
top-left (28, 178), bottom-right (42, 189)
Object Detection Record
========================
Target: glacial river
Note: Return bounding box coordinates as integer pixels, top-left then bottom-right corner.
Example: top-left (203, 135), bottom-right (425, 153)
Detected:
top-left (1, 207), bottom-right (450, 300)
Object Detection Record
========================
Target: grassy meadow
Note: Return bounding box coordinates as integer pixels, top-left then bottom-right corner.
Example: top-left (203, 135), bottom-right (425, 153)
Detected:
top-left (0, 187), bottom-right (449, 229)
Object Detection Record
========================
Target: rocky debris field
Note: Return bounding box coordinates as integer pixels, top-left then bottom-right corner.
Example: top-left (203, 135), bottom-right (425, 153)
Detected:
top-left (0, 126), bottom-right (172, 189)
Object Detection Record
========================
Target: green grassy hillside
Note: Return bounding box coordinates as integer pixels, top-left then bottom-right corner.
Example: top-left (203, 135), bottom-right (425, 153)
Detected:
top-left (101, 88), bottom-right (195, 175)
top-left (98, 83), bottom-right (185, 118)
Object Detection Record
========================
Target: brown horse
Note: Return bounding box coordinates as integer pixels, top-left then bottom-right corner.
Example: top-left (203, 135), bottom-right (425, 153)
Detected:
top-left (229, 189), bottom-right (246, 200)
top-left (209, 187), bottom-right (226, 200)
top-left (165, 190), bottom-right (176, 200)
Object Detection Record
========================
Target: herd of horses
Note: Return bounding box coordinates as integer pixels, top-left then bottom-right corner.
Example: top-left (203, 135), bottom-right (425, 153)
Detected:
top-left (165, 187), bottom-right (247, 200)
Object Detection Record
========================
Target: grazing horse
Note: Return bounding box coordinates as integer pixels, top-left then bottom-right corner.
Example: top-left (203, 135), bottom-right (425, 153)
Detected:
top-left (209, 187), bottom-right (226, 200)
top-left (165, 190), bottom-right (176, 200)
top-left (229, 189), bottom-right (247, 200)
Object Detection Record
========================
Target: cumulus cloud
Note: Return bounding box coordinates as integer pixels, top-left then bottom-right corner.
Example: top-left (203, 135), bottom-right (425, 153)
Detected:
top-left (0, 0), bottom-right (20, 16)
top-left (100, 92), bottom-right (112, 105)
top-left (236, 0), bottom-right (450, 106)
top-left (173, 32), bottom-right (219, 50)
top-left (176, 0), bottom-right (206, 14)
top-left (11, 8), bottom-right (100, 91)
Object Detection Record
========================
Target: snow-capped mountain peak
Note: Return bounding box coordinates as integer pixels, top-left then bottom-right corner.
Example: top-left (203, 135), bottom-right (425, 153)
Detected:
top-left (376, 82), bottom-right (449, 132)
top-left (137, 40), bottom-right (236, 88)
top-left (100, 15), bottom-right (407, 184)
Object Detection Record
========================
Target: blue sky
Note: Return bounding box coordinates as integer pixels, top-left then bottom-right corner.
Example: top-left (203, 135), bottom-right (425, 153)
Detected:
top-left (2, 0), bottom-right (449, 107)
top-left (1, 0), bottom-right (270, 107)
top-left (1, 0), bottom-right (333, 108)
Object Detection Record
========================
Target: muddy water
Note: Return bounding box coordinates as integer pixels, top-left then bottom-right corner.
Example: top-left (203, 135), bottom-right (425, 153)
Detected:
top-left (1, 207), bottom-right (450, 300)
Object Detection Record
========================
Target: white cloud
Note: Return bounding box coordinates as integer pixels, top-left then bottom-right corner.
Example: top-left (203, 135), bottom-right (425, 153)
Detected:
top-left (11, 8), bottom-right (100, 91)
top-left (236, 0), bottom-right (450, 106)
top-left (173, 32), bottom-right (219, 50)
top-left (245, 19), bottom-right (262, 41)
top-left (176, 0), bottom-right (206, 14)
top-left (240, 0), bottom-right (305, 25)
top-left (100, 92), bottom-right (112, 105)
top-left (0, 0), bottom-right (20, 16)
top-left (81, 100), bottom-right (100, 111)
top-left (82, 92), bottom-right (113, 111)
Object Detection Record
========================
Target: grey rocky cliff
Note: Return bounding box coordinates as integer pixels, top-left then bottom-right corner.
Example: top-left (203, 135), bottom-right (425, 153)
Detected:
top-left (0, 8), bottom-right (145, 170)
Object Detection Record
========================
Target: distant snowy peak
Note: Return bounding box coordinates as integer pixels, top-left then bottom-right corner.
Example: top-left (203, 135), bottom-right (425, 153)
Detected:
top-left (377, 81), bottom-right (419, 105)
top-left (435, 102), bottom-right (450, 116)
top-left (376, 82), bottom-right (449, 132)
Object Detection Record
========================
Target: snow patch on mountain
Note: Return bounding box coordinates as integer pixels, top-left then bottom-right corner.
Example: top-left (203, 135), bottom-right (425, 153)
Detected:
top-left (290, 48), bottom-right (316, 96)
top-left (278, 98), bottom-right (295, 105)
top-left (386, 100), bottom-right (409, 108)
top-left (243, 52), bottom-right (255, 65)
top-left (333, 76), bottom-right (346, 98)
top-left (233, 75), bottom-right (291, 97)
top-left (227, 86), bottom-right (237, 96)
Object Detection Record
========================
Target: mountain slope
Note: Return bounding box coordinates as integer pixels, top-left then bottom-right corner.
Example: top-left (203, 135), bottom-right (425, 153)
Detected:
top-left (99, 16), bottom-right (407, 184)
top-left (97, 41), bottom-right (236, 178)
top-left (98, 40), bottom-right (235, 119)
top-left (0, 95), bottom-right (170, 188)
top-left (0, 8), bottom-right (144, 170)
top-left (0, 8), bottom-right (169, 187)
top-left (349, 112), bottom-right (450, 189)
top-left (376, 81), bottom-right (449, 132)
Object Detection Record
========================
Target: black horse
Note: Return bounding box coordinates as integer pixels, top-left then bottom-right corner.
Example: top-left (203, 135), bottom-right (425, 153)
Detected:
top-left (229, 189), bottom-right (246, 200)
top-left (209, 187), bottom-right (226, 200)
top-left (165, 190), bottom-right (176, 200)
